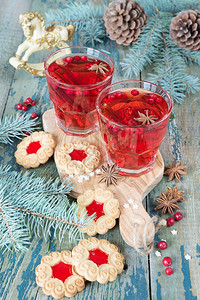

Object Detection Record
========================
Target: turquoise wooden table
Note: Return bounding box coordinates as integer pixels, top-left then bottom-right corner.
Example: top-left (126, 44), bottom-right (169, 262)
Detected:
top-left (0, 0), bottom-right (200, 299)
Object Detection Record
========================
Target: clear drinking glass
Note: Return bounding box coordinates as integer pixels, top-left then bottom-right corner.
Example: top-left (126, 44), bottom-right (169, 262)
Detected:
top-left (96, 80), bottom-right (172, 176)
top-left (44, 46), bottom-right (114, 136)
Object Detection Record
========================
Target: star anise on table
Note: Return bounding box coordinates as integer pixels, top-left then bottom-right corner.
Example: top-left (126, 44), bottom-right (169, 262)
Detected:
top-left (98, 163), bottom-right (121, 186)
top-left (134, 110), bottom-right (158, 125)
top-left (88, 62), bottom-right (109, 75)
top-left (154, 192), bottom-right (180, 215)
top-left (164, 161), bottom-right (187, 181)
top-left (166, 185), bottom-right (185, 202)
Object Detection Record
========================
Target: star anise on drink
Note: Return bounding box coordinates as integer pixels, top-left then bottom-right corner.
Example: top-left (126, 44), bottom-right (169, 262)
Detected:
top-left (154, 191), bottom-right (180, 215)
top-left (164, 161), bottom-right (187, 181)
top-left (98, 163), bottom-right (121, 186)
top-left (134, 110), bottom-right (158, 125)
top-left (88, 62), bottom-right (109, 75)
top-left (166, 185), bottom-right (185, 202)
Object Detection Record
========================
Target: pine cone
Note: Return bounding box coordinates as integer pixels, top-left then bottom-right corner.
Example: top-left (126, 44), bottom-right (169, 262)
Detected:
top-left (170, 10), bottom-right (200, 51)
top-left (104, 0), bottom-right (147, 46)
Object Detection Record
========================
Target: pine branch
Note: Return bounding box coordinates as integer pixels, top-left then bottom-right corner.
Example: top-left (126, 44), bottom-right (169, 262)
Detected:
top-left (0, 113), bottom-right (40, 145)
top-left (46, 3), bottom-right (106, 46)
top-left (0, 166), bottom-right (93, 252)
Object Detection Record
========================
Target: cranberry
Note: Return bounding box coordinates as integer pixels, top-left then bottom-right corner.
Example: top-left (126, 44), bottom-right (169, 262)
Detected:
top-left (24, 131), bottom-right (30, 136)
top-left (115, 92), bottom-right (123, 99)
top-left (158, 241), bottom-right (167, 250)
top-left (80, 55), bottom-right (87, 61)
top-left (83, 90), bottom-right (89, 96)
top-left (108, 94), bottom-right (115, 100)
top-left (74, 56), bottom-right (80, 61)
top-left (26, 97), bottom-right (32, 104)
top-left (30, 100), bottom-right (36, 106)
top-left (131, 89), bottom-right (139, 96)
top-left (149, 93), bottom-right (157, 99)
top-left (65, 89), bottom-right (73, 96)
top-left (166, 217), bottom-right (175, 227)
top-left (31, 112), bottom-right (38, 119)
top-left (74, 89), bottom-right (82, 96)
top-left (162, 257), bottom-right (172, 266)
top-left (21, 105), bottom-right (28, 111)
top-left (174, 212), bottom-right (183, 221)
top-left (156, 97), bottom-right (163, 103)
top-left (148, 98), bottom-right (155, 105)
top-left (16, 103), bottom-right (22, 110)
top-left (165, 267), bottom-right (173, 275)
top-left (65, 56), bottom-right (73, 63)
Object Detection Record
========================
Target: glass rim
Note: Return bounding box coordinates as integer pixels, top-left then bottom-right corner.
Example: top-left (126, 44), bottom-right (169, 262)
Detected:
top-left (44, 46), bottom-right (114, 88)
top-left (96, 79), bottom-right (173, 129)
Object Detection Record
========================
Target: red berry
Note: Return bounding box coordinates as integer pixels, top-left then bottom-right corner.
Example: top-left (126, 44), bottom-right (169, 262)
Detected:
top-left (158, 241), bottom-right (167, 250)
top-left (149, 93), bottom-right (157, 99)
top-left (108, 94), bottom-right (115, 100)
top-left (165, 267), bottom-right (173, 275)
top-left (166, 217), bottom-right (175, 227)
top-left (65, 89), bottom-right (73, 96)
top-left (83, 90), bottom-right (89, 96)
top-left (156, 97), bottom-right (163, 104)
top-left (131, 89), bottom-right (139, 96)
top-left (148, 98), bottom-right (155, 105)
top-left (80, 55), bottom-right (87, 61)
top-left (31, 112), bottom-right (38, 119)
top-left (174, 212), bottom-right (183, 221)
top-left (162, 257), bottom-right (172, 266)
top-left (26, 97), bottom-right (32, 104)
top-left (74, 56), bottom-right (80, 61)
top-left (74, 89), bottom-right (82, 96)
top-left (21, 105), bottom-right (28, 111)
top-left (16, 103), bottom-right (22, 110)
top-left (31, 100), bottom-right (36, 106)
top-left (24, 131), bottom-right (30, 136)
top-left (115, 91), bottom-right (123, 98)
top-left (65, 56), bottom-right (73, 63)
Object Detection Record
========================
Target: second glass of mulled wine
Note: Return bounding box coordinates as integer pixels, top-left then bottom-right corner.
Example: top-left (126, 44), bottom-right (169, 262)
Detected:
top-left (44, 46), bottom-right (114, 136)
top-left (96, 80), bottom-right (172, 176)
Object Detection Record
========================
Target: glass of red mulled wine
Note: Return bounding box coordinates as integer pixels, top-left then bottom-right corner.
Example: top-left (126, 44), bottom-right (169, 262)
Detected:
top-left (44, 46), bottom-right (114, 136)
top-left (96, 80), bottom-right (172, 176)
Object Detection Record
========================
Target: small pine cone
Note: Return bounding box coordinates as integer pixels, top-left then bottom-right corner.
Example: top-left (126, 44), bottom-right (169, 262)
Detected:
top-left (170, 10), bottom-right (200, 51)
top-left (104, 0), bottom-right (147, 46)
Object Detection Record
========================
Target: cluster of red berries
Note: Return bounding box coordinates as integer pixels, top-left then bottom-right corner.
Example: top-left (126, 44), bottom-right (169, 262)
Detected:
top-left (157, 211), bottom-right (183, 276)
top-left (16, 98), bottom-right (38, 119)
top-left (166, 212), bottom-right (183, 227)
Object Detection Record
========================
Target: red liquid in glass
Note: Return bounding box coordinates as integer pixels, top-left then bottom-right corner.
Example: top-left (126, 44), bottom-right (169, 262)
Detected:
top-left (47, 56), bottom-right (112, 134)
top-left (99, 88), bottom-right (170, 174)
top-left (88, 249), bottom-right (108, 266)
top-left (86, 200), bottom-right (105, 221)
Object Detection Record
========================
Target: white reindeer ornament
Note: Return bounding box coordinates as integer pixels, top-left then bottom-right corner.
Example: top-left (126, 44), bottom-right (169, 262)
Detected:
top-left (9, 12), bottom-right (75, 76)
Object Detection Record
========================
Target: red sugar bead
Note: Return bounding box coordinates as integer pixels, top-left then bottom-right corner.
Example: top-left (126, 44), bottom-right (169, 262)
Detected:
top-left (21, 105), bottom-right (28, 111)
top-left (26, 97), bottom-right (32, 104)
top-left (30, 100), bottom-right (36, 106)
top-left (65, 56), bottom-right (73, 63)
top-left (131, 89), bottom-right (139, 96)
top-left (162, 257), bottom-right (172, 266)
top-left (165, 267), bottom-right (173, 275)
top-left (74, 56), bottom-right (80, 61)
top-left (174, 212), bottom-right (183, 221)
top-left (80, 55), bottom-right (87, 61)
top-left (158, 241), bottom-right (167, 250)
top-left (166, 217), bottom-right (175, 227)
top-left (16, 103), bottom-right (22, 110)
top-left (31, 112), bottom-right (38, 119)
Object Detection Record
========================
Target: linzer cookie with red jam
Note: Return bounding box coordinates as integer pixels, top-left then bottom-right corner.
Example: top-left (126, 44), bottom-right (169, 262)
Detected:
top-left (55, 140), bottom-right (100, 175)
top-left (14, 131), bottom-right (56, 168)
top-left (77, 188), bottom-right (120, 236)
top-left (35, 250), bottom-right (85, 299)
top-left (72, 237), bottom-right (124, 284)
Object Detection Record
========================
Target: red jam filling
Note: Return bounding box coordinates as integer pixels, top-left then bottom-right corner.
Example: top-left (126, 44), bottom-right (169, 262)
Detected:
top-left (26, 141), bottom-right (41, 154)
top-left (69, 149), bottom-right (87, 161)
top-left (86, 200), bottom-right (105, 221)
top-left (51, 262), bottom-right (73, 283)
top-left (89, 249), bottom-right (109, 266)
